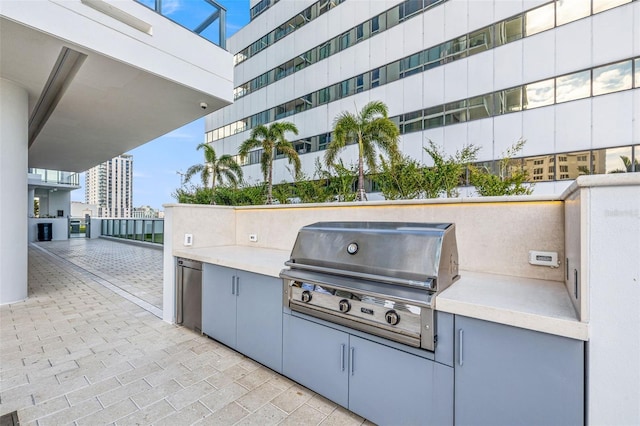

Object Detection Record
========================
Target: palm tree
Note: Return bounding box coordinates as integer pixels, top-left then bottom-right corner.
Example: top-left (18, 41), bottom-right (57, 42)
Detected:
top-left (325, 101), bottom-right (400, 201)
top-left (184, 143), bottom-right (243, 204)
top-left (238, 121), bottom-right (301, 204)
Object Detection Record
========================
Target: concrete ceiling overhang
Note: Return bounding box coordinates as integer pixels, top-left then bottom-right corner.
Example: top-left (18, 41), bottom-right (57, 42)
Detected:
top-left (0, 16), bottom-right (231, 172)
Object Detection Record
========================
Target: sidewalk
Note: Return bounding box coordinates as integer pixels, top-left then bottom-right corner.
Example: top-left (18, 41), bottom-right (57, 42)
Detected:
top-left (0, 242), bottom-right (370, 425)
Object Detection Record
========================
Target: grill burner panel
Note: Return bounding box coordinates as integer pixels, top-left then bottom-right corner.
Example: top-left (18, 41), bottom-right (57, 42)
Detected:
top-left (281, 222), bottom-right (459, 352)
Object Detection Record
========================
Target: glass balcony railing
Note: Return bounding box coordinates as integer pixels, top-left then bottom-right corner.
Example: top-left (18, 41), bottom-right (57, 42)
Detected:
top-left (101, 218), bottom-right (164, 245)
top-left (135, 0), bottom-right (226, 49)
top-left (29, 168), bottom-right (80, 186)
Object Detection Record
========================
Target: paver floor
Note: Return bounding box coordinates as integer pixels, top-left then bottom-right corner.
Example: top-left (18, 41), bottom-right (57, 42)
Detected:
top-left (34, 239), bottom-right (163, 310)
top-left (0, 243), bottom-right (371, 425)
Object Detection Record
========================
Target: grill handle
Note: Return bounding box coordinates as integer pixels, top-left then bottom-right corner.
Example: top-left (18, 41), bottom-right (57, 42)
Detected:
top-left (458, 329), bottom-right (464, 366)
top-left (350, 347), bottom-right (355, 376)
top-left (284, 261), bottom-right (434, 289)
top-left (341, 344), bottom-right (345, 371)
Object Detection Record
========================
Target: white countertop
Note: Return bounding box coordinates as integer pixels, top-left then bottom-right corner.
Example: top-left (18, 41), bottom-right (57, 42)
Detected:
top-left (174, 245), bottom-right (290, 278)
top-left (173, 247), bottom-right (588, 341)
top-left (436, 271), bottom-right (588, 341)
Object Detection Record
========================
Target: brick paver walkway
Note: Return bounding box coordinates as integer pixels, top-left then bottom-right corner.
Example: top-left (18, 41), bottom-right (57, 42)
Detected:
top-left (0, 243), bottom-right (370, 425)
top-left (34, 239), bottom-right (163, 311)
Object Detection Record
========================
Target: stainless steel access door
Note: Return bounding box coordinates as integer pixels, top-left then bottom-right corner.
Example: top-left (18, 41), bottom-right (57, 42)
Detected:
top-left (176, 258), bottom-right (202, 333)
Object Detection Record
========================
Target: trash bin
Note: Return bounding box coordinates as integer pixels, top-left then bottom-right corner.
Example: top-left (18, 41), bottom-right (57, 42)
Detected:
top-left (37, 223), bottom-right (52, 241)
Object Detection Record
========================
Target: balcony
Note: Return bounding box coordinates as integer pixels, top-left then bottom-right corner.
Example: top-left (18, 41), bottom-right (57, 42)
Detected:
top-left (28, 168), bottom-right (80, 187)
top-left (135, 0), bottom-right (226, 49)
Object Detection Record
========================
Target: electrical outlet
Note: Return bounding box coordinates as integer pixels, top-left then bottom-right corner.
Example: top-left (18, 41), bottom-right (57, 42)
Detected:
top-left (249, 234), bottom-right (258, 242)
top-left (528, 250), bottom-right (558, 267)
top-left (184, 234), bottom-right (193, 246)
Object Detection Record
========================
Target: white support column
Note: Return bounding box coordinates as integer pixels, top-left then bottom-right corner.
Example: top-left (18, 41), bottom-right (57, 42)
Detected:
top-left (0, 78), bottom-right (29, 304)
top-left (162, 206), bottom-right (175, 323)
top-left (574, 175), bottom-right (640, 425)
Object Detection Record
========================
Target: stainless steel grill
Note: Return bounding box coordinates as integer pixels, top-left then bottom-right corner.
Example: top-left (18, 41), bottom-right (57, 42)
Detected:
top-left (280, 222), bottom-right (459, 351)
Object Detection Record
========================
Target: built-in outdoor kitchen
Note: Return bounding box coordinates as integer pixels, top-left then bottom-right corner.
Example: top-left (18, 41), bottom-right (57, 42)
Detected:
top-left (164, 174), bottom-right (640, 426)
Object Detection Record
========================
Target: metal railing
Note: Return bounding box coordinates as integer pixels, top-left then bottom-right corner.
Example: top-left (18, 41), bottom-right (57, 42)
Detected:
top-left (101, 218), bottom-right (164, 244)
top-left (135, 0), bottom-right (226, 49)
top-left (28, 168), bottom-right (80, 186)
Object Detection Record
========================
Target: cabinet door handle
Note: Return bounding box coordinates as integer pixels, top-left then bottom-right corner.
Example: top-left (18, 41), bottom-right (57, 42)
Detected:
top-left (231, 276), bottom-right (235, 295)
top-left (458, 329), bottom-right (464, 366)
top-left (236, 277), bottom-right (240, 296)
top-left (350, 347), bottom-right (355, 376)
top-left (341, 344), bottom-right (345, 371)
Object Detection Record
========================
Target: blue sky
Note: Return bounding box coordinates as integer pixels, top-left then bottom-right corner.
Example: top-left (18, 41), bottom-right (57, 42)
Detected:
top-left (71, 0), bottom-right (250, 210)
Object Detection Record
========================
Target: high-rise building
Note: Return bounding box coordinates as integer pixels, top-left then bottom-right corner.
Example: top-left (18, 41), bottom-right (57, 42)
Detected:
top-left (206, 0), bottom-right (640, 195)
top-left (85, 154), bottom-right (133, 218)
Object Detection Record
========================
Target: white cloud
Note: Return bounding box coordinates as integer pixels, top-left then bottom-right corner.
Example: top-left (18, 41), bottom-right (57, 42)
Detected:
top-left (161, 0), bottom-right (183, 15)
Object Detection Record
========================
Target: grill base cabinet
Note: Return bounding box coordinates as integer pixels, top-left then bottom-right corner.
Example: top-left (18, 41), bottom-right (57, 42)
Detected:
top-left (283, 314), bottom-right (454, 425)
top-left (202, 264), bottom-right (283, 373)
top-left (454, 315), bottom-right (584, 426)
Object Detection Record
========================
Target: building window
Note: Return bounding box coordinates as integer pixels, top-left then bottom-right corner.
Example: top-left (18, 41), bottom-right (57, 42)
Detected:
top-left (593, 0), bottom-right (632, 14)
top-left (523, 79), bottom-right (554, 109)
top-left (495, 16), bottom-right (523, 45)
top-left (556, 70), bottom-right (591, 103)
top-left (356, 74), bottom-right (365, 93)
top-left (400, 0), bottom-right (423, 20)
top-left (444, 100), bottom-right (467, 125)
top-left (340, 32), bottom-right (351, 50)
top-left (468, 26), bottom-right (492, 54)
top-left (402, 110), bottom-right (423, 133)
top-left (371, 15), bottom-right (380, 33)
top-left (356, 23), bottom-right (365, 41)
top-left (318, 133), bottom-right (331, 151)
top-left (592, 60), bottom-right (633, 96)
top-left (318, 42), bottom-right (331, 60)
top-left (401, 52), bottom-right (423, 77)
top-left (371, 68), bottom-right (381, 88)
top-left (524, 2), bottom-right (555, 37)
top-left (424, 106), bottom-right (444, 129)
top-left (556, 0), bottom-right (590, 26)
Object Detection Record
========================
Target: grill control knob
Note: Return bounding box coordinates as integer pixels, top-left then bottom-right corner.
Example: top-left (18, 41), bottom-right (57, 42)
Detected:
top-left (301, 290), bottom-right (312, 303)
top-left (338, 299), bottom-right (351, 313)
top-left (385, 310), bottom-right (400, 326)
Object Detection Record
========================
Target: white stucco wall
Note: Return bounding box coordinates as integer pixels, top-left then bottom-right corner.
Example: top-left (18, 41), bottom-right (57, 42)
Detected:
top-left (0, 78), bottom-right (28, 304)
top-left (568, 175), bottom-right (640, 425)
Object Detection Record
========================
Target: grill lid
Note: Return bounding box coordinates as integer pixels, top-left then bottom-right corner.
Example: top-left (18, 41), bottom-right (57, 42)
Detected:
top-left (285, 222), bottom-right (459, 291)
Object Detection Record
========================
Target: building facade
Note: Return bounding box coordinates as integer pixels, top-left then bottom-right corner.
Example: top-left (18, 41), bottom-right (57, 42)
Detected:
top-left (85, 154), bottom-right (133, 218)
top-left (206, 0), bottom-right (640, 195)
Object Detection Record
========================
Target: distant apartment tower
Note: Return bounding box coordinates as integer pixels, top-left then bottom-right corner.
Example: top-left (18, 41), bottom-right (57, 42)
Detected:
top-left (85, 154), bottom-right (133, 218)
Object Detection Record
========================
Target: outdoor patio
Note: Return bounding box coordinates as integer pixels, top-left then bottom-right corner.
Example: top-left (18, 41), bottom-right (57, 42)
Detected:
top-left (0, 240), bottom-right (371, 425)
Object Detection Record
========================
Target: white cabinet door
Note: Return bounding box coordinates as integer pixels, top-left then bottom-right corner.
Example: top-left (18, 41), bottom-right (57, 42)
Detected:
top-left (455, 315), bottom-right (584, 426)
top-left (236, 270), bottom-right (283, 373)
top-left (349, 335), bottom-right (454, 426)
top-left (202, 264), bottom-right (236, 348)
top-left (283, 314), bottom-right (349, 407)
